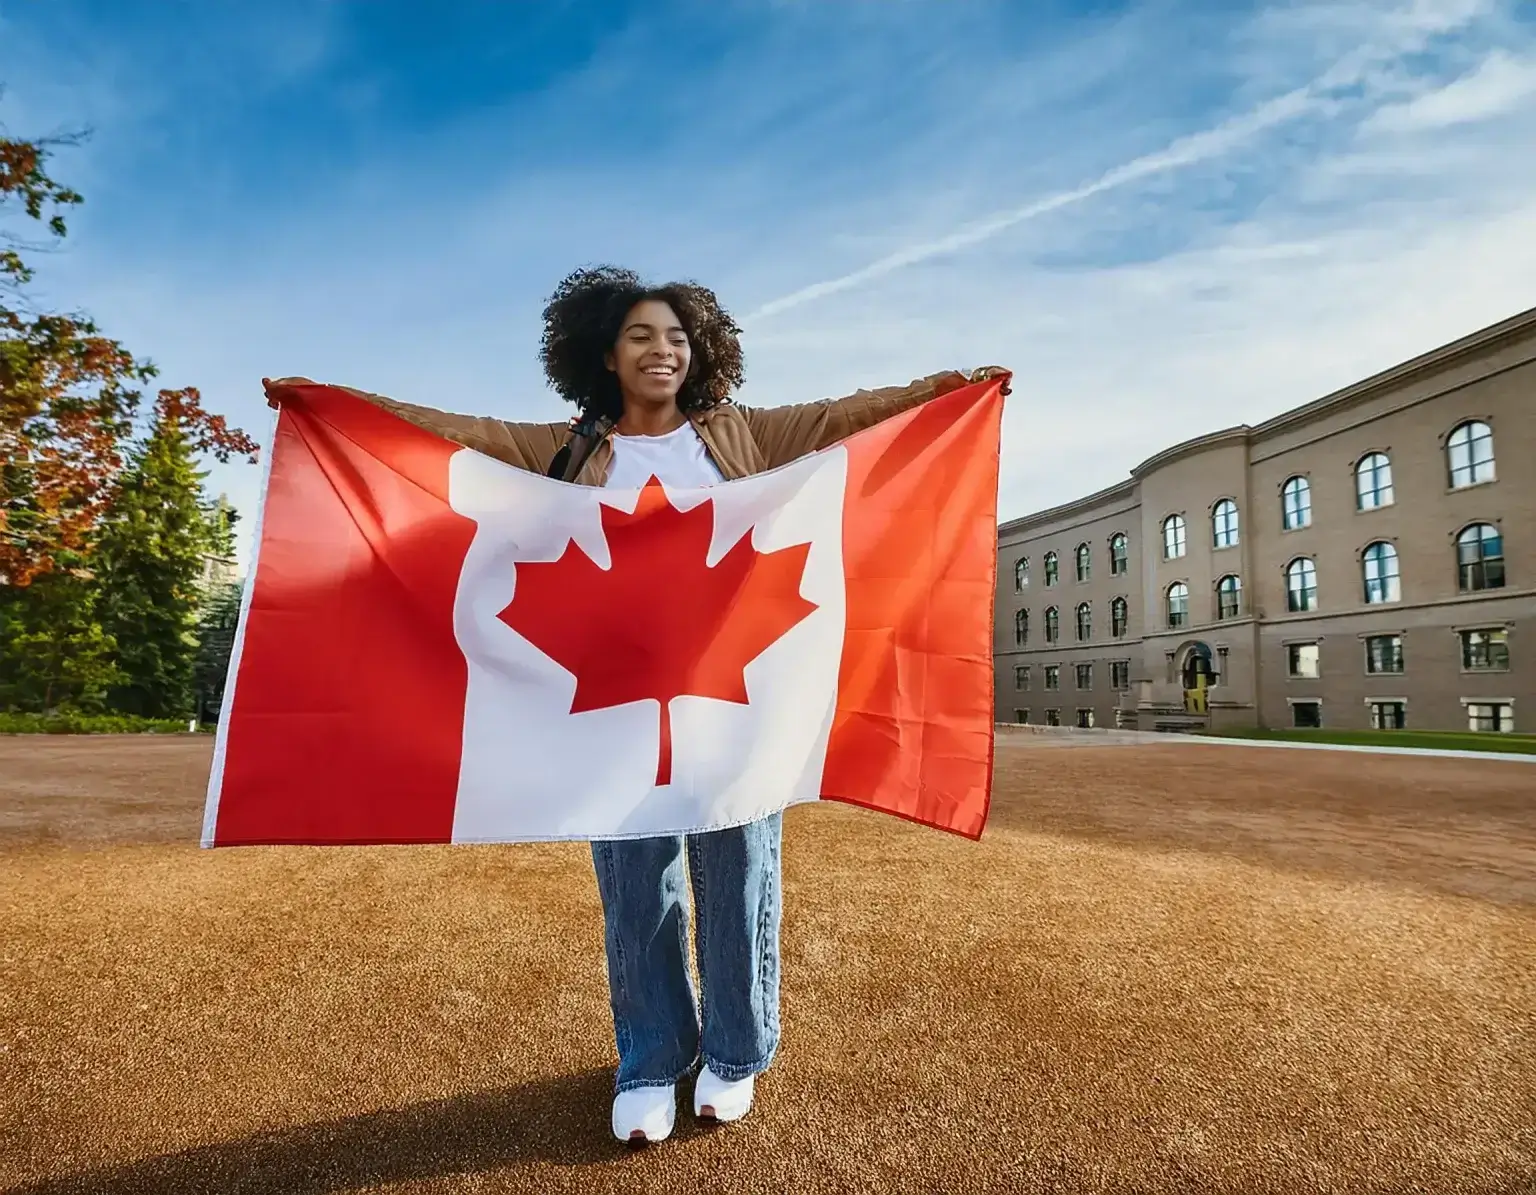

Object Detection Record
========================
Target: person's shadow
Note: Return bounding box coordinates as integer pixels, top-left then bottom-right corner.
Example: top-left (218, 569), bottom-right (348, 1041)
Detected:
top-left (8, 1069), bottom-right (631, 1194)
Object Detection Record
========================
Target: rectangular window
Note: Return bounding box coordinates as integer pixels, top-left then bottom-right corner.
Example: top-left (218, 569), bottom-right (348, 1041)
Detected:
top-left (1466, 702), bottom-right (1514, 733)
top-left (1291, 700), bottom-right (1322, 728)
top-left (1045, 708), bottom-right (1061, 727)
top-left (1075, 708), bottom-right (1095, 729)
top-left (1460, 628), bottom-right (1510, 671)
top-left (1075, 663), bottom-right (1093, 690)
top-left (1364, 634), bottom-right (1403, 674)
top-left (1287, 643), bottom-right (1320, 679)
top-left (1014, 664), bottom-right (1030, 690)
top-left (1370, 701), bottom-right (1406, 730)
top-left (1014, 709), bottom-right (1029, 725)
top-left (1044, 665), bottom-right (1060, 691)
top-left (1110, 660), bottom-right (1130, 690)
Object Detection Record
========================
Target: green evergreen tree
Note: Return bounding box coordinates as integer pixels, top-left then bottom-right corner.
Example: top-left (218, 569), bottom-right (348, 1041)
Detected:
top-left (192, 576), bottom-right (242, 724)
top-left (0, 556), bottom-right (123, 712)
top-left (93, 407), bottom-right (213, 719)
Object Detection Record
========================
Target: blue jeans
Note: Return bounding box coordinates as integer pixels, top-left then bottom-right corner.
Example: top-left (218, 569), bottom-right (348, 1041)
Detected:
top-left (590, 812), bottom-right (782, 1094)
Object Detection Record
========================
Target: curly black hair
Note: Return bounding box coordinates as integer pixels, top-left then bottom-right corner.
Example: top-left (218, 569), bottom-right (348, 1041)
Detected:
top-left (539, 265), bottom-right (745, 422)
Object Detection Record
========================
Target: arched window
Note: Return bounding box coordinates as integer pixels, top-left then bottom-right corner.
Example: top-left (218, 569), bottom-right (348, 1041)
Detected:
top-left (1109, 533), bottom-right (1128, 576)
top-left (1075, 543), bottom-right (1091, 583)
top-left (1014, 608), bottom-right (1029, 645)
top-left (1044, 606), bottom-right (1060, 643)
top-left (1166, 582), bottom-right (1189, 628)
top-left (1075, 602), bottom-right (1092, 641)
top-left (1162, 514), bottom-right (1187, 560)
top-left (1447, 421), bottom-right (1495, 488)
top-left (1456, 523), bottom-right (1505, 592)
top-left (1286, 557), bottom-right (1318, 612)
top-left (1111, 596), bottom-right (1129, 638)
top-left (1355, 453), bottom-right (1394, 510)
top-left (1013, 557), bottom-right (1029, 592)
top-left (1212, 499), bottom-right (1239, 549)
top-left (1217, 574), bottom-right (1241, 620)
top-left (1282, 476), bottom-right (1311, 530)
top-left (1043, 552), bottom-right (1059, 586)
top-left (1361, 542), bottom-right (1400, 604)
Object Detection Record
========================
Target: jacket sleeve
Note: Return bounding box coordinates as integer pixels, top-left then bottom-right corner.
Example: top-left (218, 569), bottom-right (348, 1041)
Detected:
top-left (328, 384), bottom-right (570, 475)
top-left (738, 370), bottom-right (971, 470)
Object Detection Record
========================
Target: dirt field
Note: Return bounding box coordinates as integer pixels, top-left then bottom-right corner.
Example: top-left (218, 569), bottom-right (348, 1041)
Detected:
top-left (2, 733), bottom-right (1533, 1194)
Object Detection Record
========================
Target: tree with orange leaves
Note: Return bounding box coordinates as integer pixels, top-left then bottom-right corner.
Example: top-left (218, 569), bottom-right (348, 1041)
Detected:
top-left (1, 125), bottom-right (259, 588)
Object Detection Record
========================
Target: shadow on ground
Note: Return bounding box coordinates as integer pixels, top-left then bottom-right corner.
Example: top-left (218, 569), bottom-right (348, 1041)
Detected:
top-left (8, 1069), bottom-right (632, 1194)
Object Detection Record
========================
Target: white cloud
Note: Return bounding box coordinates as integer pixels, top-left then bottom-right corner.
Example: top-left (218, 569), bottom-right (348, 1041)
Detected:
top-left (2, 0), bottom-right (1534, 565)
top-left (1365, 50), bottom-right (1536, 132)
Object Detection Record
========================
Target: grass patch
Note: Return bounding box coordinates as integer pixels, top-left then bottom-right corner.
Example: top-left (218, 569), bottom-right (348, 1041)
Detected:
top-left (0, 712), bottom-right (212, 736)
top-left (1198, 726), bottom-right (1536, 755)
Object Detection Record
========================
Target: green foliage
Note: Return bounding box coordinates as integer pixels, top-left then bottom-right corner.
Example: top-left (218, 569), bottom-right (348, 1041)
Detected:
top-left (92, 409), bottom-right (216, 719)
top-left (0, 560), bottom-right (122, 711)
top-left (0, 710), bottom-right (206, 734)
top-left (192, 577), bottom-right (243, 723)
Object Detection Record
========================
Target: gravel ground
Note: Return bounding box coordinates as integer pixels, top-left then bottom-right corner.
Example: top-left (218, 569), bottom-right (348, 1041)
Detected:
top-left (2, 734), bottom-right (1533, 1194)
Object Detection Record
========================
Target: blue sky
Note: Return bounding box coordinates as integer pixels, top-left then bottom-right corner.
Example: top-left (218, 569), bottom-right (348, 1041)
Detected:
top-left (2, 0), bottom-right (1534, 566)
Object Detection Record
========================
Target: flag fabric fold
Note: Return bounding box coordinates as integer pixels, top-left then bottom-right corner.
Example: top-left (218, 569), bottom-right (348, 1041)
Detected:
top-left (202, 379), bottom-right (1004, 847)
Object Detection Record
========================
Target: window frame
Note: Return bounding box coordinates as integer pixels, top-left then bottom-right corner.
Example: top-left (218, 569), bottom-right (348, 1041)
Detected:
top-left (1281, 475), bottom-right (1312, 531)
top-left (1110, 596), bottom-right (1129, 639)
top-left (1043, 551), bottom-right (1059, 587)
top-left (1014, 608), bottom-right (1029, 646)
top-left (1363, 633), bottom-right (1404, 675)
top-left (1013, 556), bottom-right (1029, 592)
top-left (1216, 574), bottom-right (1241, 620)
top-left (1109, 532), bottom-right (1129, 576)
top-left (1456, 522), bottom-right (1505, 593)
top-left (1075, 662), bottom-right (1093, 691)
top-left (1075, 602), bottom-right (1092, 642)
top-left (1211, 498), bottom-right (1240, 549)
top-left (1446, 419), bottom-right (1496, 490)
top-left (1289, 698), bottom-right (1323, 728)
top-left (1286, 641), bottom-right (1321, 679)
top-left (1459, 627), bottom-right (1511, 672)
top-left (1361, 540), bottom-right (1401, 605)
top-left (1165, 581), bottom-right (1190, 629)
top-left (1044, 606), bottom-right (1060, 644)
top-left (1368, 699), bottom-right (1407, 730)
top-left (1354, 451), bottom-right (1395, 511)
top-left (1075, 542), bottom-right (1091, 583)
top-left (1462, 699), bottom-right (1514, 733)
top-left (1285, 556), bottom-right (1319, 613)
top-left (1161, 513), bottom-right (1188, 560)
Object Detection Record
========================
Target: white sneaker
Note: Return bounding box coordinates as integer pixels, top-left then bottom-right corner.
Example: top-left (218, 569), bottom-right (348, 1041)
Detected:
top-left (693, 1067), bottom-right (755, 1123)
top-left (611, 1084), bottom-right (676, 1144)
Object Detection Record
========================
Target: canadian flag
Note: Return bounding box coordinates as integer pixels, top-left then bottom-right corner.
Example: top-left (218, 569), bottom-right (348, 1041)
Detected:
top-left (202, 378), bottom-right (1003, 847)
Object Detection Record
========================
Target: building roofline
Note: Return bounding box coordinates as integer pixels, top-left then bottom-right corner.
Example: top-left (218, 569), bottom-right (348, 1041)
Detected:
top-left (998, 477), bottom-right (1137, 538)
top-left (998, 305), bottom-right (1536, 537)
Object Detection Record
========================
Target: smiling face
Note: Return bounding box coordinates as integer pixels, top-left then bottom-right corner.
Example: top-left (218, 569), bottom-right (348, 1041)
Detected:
top-left (605, 298), bottom-right (692, 411)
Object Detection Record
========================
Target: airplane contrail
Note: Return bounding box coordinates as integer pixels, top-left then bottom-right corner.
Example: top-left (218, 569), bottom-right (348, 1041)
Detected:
top-left (746, 67), bottom-right (1354, 321)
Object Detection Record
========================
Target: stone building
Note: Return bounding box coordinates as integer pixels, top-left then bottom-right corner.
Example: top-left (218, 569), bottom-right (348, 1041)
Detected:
top-left (994, 306), bottom-right (1535, 733)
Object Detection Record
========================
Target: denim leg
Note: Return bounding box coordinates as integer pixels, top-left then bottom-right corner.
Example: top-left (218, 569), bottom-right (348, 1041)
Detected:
top-left (590, 836), bottom-right (702, 1093)
top-left (686, 812), bottom-right (783, 1081)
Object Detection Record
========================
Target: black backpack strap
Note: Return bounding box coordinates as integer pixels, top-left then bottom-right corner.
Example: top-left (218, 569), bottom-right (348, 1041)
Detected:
top-left (545, 412), bottom-right (609, 482)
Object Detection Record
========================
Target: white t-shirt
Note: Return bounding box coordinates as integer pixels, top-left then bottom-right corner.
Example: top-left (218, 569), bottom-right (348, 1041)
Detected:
top-left (604, 422), bottom-right (725, 490)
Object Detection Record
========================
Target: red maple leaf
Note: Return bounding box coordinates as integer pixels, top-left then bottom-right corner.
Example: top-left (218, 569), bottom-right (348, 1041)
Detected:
top-left (498, 475), bottom-right (819, 786)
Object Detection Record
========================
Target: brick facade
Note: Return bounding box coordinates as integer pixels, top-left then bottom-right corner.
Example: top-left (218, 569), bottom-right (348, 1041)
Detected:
top-left (995, 307), bottom-right (1536, 734)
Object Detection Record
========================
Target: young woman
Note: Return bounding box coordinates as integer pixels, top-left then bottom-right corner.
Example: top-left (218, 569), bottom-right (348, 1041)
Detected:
top-left (264, 265), bottom-right (1007, 1145)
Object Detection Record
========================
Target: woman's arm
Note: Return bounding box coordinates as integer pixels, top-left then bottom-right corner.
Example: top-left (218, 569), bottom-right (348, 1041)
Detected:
top-left (263, 377), bottom-right (569, 474)
top-left (738, 367), bottom-right (1007, 470)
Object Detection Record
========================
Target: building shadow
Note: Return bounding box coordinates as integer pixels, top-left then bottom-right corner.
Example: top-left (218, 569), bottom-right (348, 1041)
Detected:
top-left (9, 1068), bottom-right (624, 1195)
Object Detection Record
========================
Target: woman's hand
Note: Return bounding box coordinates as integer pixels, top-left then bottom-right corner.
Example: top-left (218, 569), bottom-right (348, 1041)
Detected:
top-left (262, 376), bottom-right (316, 410)
top-left (968, 365), bottom-right (1011, 396)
